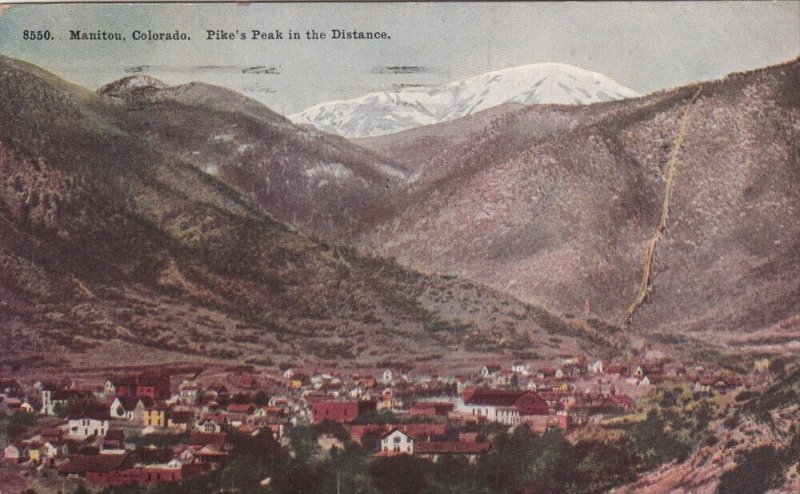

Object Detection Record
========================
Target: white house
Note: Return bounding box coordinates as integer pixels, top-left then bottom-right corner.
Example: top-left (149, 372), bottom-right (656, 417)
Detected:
top-left (3, 444), bottom-right (22, 463)
top-left (196, 414), bottom-right (227, 433)
top-left (381, 429), bottom-right (414, 455)
top-left (40, 389), bottom-right (53, 416)
top-left (511, 363), bottom-right (530, 375)
top-left (589, 360), bottom-right (604, 374)
top-left (382, 369), bottom-right (393, 384)
top-left (68, 413), bottom-right (110, 439)
top-left (110, 396), bottom-right (143, 421)
top-left (176, 381), bottom-right (199, 403)
top-left (480, 365), bottom-right (501, 378)
top-left (103, 380), bottom-right (117, 396)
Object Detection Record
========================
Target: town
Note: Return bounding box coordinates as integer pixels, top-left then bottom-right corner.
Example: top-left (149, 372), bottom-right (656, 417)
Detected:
top-left (0, 352), bottom-right (773, 494)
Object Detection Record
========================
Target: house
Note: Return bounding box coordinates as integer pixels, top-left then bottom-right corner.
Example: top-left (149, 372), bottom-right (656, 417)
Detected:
top-left (588, 360), bottom-right (604, 374)
top-left (604, 364), bottom-right (628, 377)
top-left (694, 377), bottom-right (716, 393)
top-left (480, 365), bottom-right (501, 378)
top-left (41, 388), bottom-right (92, 416)
top-left (110, 396), bottom-right (144, 421)
top-left (458, 387), bottom-right (550, 425)
top-left (206, 384), bottom-right (230, 403)
top-left (25, 441), bottom-right (43, 463)
top-left (188, 431), bottom-right (227, 451)
top-left (382, 369), bottom-right (393, 384)
top-left (58, 452), bottom-right (134, 478)
top-left (0, 378), bottom-right (23, 397)
top-left (237, 374), bottom-right (257, 389)
top-left (88, 463), bottom-right (204, 487)
top-left (409, 402), bottom-right (455, 417)
top-left (380, 429), bottom-right (414, 455)
top-left (350, 423), bottom-right (446, 445)
top-left (536, 368), bottom-right (557, 379)
top-left (102, 430), bottom-right (126, 453)
top-left (197, 413), bottom-right (228, 433)
top-left (355, 376), bottom-right (376, 389)
top-left (414, 441), bottom-right (491, 463)
top-left (311, 400), bottom-right (377, 423)
top-left (754, 358), bottom-right (770, 373)
top-left (68, 403), bottom-right (111, 438)
top-left (103, 379), bottom-right (117, 396)
top-left (167, 409), bottom-right (195, 431)
top-left (3, 444), bottom-right (22, 463)
top-left (523, 411), bottom-right (572, 434)
top-left (227, 403), bottom-right (255, 415)
top-left (511, 362), bottom-right (530, 375)
top-left (663, 363), bottom-right (686, 377)
top-left (177, 381), bottom-right (200, 403)
top-left (143, 403), bottom-right (168, 428)
top-left (109, 371), bottom-right (171, 400)
top-left (379, 388), bottom-right (397, 410)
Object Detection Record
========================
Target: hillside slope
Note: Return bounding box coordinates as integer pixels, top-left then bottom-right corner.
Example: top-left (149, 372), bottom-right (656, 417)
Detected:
top-left (0, 56), bottom-right (612, 370)
top-left (354, 59), bottom-right (800, 355)
top-left (97, 74), bottom-right (407, 240)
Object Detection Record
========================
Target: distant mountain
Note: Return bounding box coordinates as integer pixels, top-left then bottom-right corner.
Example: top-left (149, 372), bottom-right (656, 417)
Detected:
top-left (352, 58), bottom-right (800, 362)
top-left (0, 55), bottom-right (613, 370)
top-left (291, 63), bottom-right (640, 138)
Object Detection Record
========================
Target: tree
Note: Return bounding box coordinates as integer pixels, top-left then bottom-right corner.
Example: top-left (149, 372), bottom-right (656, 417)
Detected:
top-left (287, 424), bottom-right (318, 463)
top-left (716, 445), bottom-right (786, 494)
top-left (369, 456), bottom-right (432, 494)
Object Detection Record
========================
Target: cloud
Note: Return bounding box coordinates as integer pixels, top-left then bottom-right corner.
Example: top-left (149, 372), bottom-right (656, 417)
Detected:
top-left (243, 83), bottom-right (277, 93)
top-left (372, 66), bottom-right (430, 74)
top-left (123, 64), bottom-right (280, 75)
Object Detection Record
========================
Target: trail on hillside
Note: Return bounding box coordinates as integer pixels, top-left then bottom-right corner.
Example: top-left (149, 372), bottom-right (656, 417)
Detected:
top-left (620, 86), bottom-right (703, 327)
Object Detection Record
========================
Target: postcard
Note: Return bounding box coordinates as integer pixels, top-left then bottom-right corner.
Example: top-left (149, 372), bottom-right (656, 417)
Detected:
top-left (0, 2), bottom-right (798, 493)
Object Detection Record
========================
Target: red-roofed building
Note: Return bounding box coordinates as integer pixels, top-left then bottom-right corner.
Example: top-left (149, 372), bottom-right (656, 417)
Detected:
top-left (459, 387), bottom-right (550, 424)
top-left (312, 400), bottom-right (377, 423)
top-left (409, 402), bottom-right (455, 417)
top-left (58, 452), bottom-right (134, 477)
top-left (414, 441), bottom-right (491, 463)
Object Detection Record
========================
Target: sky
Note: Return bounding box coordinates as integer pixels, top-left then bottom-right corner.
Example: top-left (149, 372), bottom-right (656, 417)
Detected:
top-left (0, 2), bottom-right (798, 115)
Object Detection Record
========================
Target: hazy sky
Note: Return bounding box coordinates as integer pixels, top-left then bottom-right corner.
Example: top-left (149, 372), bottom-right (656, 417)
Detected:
top-left (1, 2), bottom-right (798, 115)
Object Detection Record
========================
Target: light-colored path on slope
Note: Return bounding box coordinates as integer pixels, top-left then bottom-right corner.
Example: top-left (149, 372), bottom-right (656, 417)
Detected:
top-left (621, 86), bottom-right (704, 327)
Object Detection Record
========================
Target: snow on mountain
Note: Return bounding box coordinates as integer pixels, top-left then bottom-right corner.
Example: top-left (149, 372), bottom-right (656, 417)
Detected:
top-left (290, 63), bottom-right (640, 138)
top-left (97, 75), bottom-right (168, 97)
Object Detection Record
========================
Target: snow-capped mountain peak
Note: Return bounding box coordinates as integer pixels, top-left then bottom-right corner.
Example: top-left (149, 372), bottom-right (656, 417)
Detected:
top-left (290, 63), bottom-right (640, 138)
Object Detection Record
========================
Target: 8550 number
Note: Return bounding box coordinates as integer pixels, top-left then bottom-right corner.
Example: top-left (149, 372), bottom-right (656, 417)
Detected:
top-left (23, 30), bottom-right (53, 40)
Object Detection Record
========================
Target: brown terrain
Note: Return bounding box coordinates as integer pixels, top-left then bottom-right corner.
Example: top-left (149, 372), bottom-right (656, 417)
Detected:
top-left (97, 74), bottom-right (408, 240)
top-left (0, 55), bottom-right (617, 372)
top-left (614, 367), bottom-right (800, 494)
top-left (349, 59), bottom-right (800, 362)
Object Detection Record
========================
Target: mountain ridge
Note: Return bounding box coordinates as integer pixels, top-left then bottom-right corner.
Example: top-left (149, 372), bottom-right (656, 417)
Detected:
top-left (350, 57), bottom-right (800, 360)
top-left (0, 54), bottom-right (617, 371)
top-left (291, 62), bottom-right (640, 138)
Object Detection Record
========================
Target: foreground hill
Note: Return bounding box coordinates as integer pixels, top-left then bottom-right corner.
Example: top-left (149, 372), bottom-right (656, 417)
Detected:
top-left (353, 59), bottom-right (800, 358)
top-left (292, 63), bottom-right (639, 138)
top-left (614, 364), bottom-right (800, 494)
top-left (0, 55), bottom-right (615, 370)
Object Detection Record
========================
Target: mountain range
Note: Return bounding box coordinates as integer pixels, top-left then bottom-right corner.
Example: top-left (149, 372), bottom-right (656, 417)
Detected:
top-left (291, 63), bottom-right (640, 138)
top-left (1, 54), bottom-right (798, 374)
top-left (0, 55), bottom-right (615, 371)
top-left (349, 58), bottom-right (799, 363)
